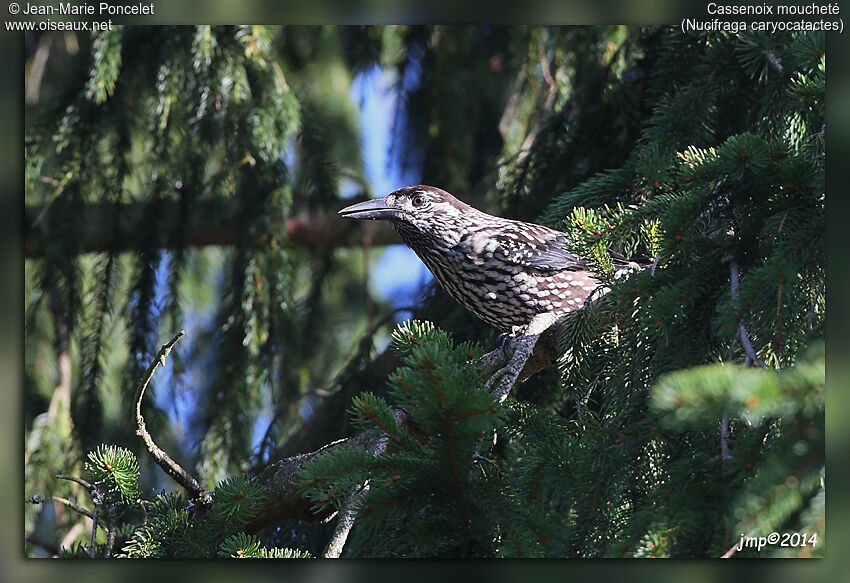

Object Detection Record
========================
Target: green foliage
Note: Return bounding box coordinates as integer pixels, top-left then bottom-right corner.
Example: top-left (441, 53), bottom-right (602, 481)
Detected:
top-left (294, 29), bottom-right (824, 558)
top-left (652, 342), bottom-right (824, 428)
top-left (217, 533), bottom-right (263, 558)
top-left (25, 26), bottom-right (825, 559)
top-left (86, 28), bottom-right (123, 103)
top-left (217, 532), bottom-right (313, 558)
top-left (115, 470), bottom-right (308, 558)
top-left (650, 343), bottom-right (824, 557)
top-left (209, 475), bottom-right (266, 533)
top-left (85, 445), bottom-right (140, 505)
top-left (299, 321), bottom-right (503, 556)
top-left (120, 492), bottom-right (191, 558)
top-left (499, 27), bottom-right (824, 558)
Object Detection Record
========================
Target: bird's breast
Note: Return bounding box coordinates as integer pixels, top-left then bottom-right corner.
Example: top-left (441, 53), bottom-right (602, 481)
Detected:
top-left (393, 222), bottom-right (603, 331)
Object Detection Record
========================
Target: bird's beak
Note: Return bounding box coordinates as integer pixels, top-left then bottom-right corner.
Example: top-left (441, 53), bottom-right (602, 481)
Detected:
top-left (338, 197), bottom-right (397, 220)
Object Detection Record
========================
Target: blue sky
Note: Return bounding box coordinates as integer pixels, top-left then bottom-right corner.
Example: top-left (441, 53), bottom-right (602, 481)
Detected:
top-left (349, 66), bottom-right (433, 319)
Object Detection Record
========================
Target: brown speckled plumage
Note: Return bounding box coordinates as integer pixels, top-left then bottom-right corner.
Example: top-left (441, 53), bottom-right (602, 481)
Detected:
top-left (340, 185), bottom-right (618, 333)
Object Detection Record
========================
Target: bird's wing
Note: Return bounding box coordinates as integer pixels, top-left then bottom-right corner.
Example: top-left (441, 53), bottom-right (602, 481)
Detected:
top-left (487, 222), bottom-right (590, 272)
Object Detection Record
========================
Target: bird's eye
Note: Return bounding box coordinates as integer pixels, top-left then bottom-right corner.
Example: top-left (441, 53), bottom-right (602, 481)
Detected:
top-left (412, 195), bottom-right (425, 208)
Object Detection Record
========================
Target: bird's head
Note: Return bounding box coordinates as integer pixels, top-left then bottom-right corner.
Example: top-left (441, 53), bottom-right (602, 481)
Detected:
top-left (338, 185), bottom-right (472, 237)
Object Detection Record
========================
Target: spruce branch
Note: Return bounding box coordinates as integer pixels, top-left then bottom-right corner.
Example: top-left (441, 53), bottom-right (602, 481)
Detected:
top-left (25, 197), bottom-right (399, 257)
top-left (243, 434), bottom-right (370, 531)
top-left (321, 481), bottom-right (365, 558)
top-left (86, 471), bottom-right (118, 557)
top-left (104, 499), bottom-right (118, 558)
top-left (133, 330), bottom-right (211, 504)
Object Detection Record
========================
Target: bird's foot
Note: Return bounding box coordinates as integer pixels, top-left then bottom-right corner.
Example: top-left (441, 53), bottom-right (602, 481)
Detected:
top-left (497, 326), bottom-right (524, 357)
top-left (497, 333), bottom-right (512, 356)
top-left (485, 314), bottom-right (559, 401)
top-left (485, 332), bottom-right (539, 401)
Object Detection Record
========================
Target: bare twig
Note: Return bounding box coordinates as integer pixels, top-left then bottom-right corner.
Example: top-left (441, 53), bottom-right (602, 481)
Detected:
top-left (54, 474), bottom-right (112, 557)
top-left (25, 495), bottom-right (108, 532)
top-left (738, 324), bottom-right (768, 369)
top-left (727, 258), bottom-right (769, 369)
top-left (105, 506), bottom-right (118, 557)
top-left (720, 540), bottom-right (740, 558)
top-left (808, 281), bottom-right (824, 331)
top-left (322, 484), bottom-right (369, 558)
top-left (513, 32), bottom-right (561, 167)
top-left (720, 257), bottom-right (769, 465)
top-left (720, 414), bottom-right (731, 463)
top-left (56, 474), bottom-right (95, 491)
top-left (89, 506), bottom-right (99, 557)
top-left (538, 36), bottom-right (556, 90)
top-left (134, 331), bottom-right (212, 504)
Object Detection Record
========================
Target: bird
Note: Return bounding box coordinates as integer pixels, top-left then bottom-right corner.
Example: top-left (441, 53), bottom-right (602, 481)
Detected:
top-left (339, 185), bottom-right (641, 398)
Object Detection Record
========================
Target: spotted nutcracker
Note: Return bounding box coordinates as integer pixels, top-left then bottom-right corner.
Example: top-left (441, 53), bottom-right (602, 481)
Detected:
top-left (339, 184), bottom-right (641, 398)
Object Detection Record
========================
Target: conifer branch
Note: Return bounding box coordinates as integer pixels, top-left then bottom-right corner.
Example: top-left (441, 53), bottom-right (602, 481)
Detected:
top-left (133, 331), bottom-right (211, 504)
top-left (25, 198), bottom-right (399, 257)
top-left (322, 482), bottom-right (369, 558)
top-left (244, 434), bottom-right (369, 530)
top-left (322, 434), bottom-right (389, 557)
top-left (104, 503), bottom-right (118, 558)
top-left (245, 409), bottom-right (410, 539)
